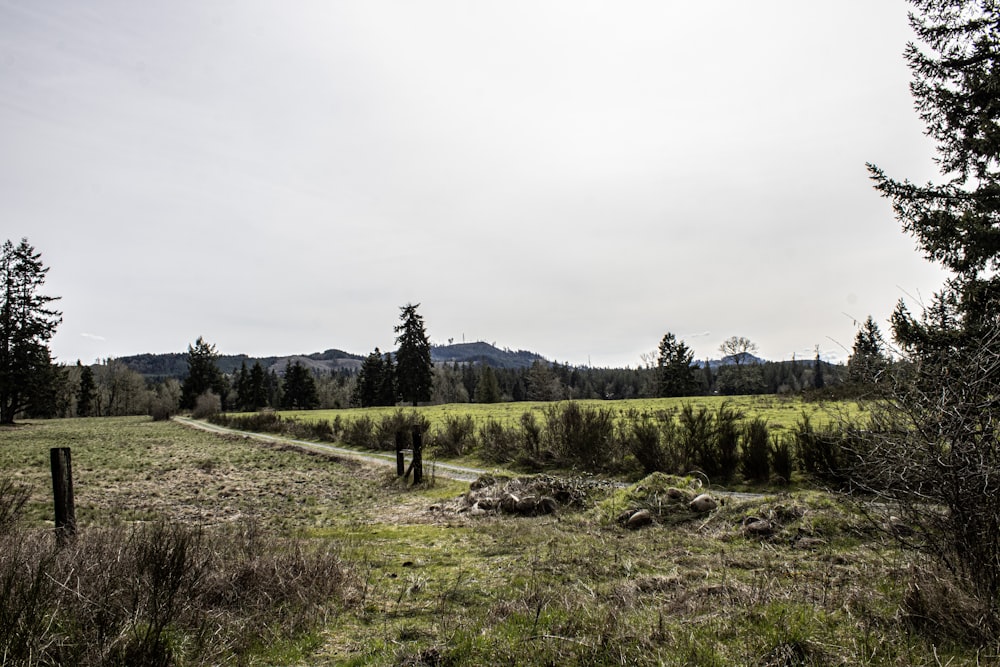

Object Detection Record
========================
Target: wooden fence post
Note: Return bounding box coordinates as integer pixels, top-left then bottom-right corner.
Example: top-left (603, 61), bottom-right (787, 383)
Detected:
top-left (50, 447), bottom-right (76, 544)
top-left (411, 426), bottom-right (423, 484)
top-left (395, 431), bottom-right (406, 476)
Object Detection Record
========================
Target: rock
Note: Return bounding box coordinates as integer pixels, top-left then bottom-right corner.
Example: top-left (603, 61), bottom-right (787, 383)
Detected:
top-left (477, 497), bottom-right (498, 512)
top-left (626, 508), bottom-right (654, 529)
top-left (500, 493), bottom-right (520, 513)
top-left (616, 508), bottom-right (638, 525)
top-left (666, 487), bottom-right (690, 501)
top-left (743, 519), bottom-right (775, 537)
top-left (536, 496), bottom-right (558, 515)
top-left (515, 495), bottom-right (539, 515)
top-left (689, 493), bottom-right (718, 513)
top-left (794, 537), bottom-right (827, 550)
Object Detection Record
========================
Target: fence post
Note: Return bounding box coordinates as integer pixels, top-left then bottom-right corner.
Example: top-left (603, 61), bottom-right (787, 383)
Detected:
top-left (412, 426), bottom-right (423, 484)
top-left (395, 431), bottom-right (406, 476)
top-left (50, 447), bottom-right (76, 544)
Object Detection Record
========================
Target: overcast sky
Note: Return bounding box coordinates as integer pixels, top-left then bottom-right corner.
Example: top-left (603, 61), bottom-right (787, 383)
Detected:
top-left (2, 1), bottom-right (949, 368)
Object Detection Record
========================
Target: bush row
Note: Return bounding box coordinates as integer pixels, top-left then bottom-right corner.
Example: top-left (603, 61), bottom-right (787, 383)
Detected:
top-left (211, 402), bottom-right (854, 485)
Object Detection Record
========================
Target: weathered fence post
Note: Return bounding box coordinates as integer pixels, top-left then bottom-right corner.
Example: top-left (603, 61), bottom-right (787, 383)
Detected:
top-left (412, 426), bottom-right (423, 484)
top-left (395, 431), bottom-right (406, 477)
top-left (50, 447), bottom-right (76, 544)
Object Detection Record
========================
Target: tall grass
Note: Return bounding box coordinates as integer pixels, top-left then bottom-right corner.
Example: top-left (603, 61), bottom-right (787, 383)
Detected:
top-left (0, 477), bottom-right (353, 667)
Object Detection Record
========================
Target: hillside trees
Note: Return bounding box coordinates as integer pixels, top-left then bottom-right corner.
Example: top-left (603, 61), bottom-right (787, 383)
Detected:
top-left (0, 238), bottom-right (62, 424)
top-left (180, 337), bottom-right (228, 410)
top-left (656, 332), bottom-right (699, 397)
top-left (394, 303), bottom-right (433, 406)
top-left (280, 361), bottom-right (319, 409)
top-left (862, 0), bottom-right (1000, 635)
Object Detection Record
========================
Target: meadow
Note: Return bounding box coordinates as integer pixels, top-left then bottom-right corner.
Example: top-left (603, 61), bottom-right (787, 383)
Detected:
top-left (275, 394), bottom-right (855, 434)
top-left (0, 410), bottom-right (985, 665)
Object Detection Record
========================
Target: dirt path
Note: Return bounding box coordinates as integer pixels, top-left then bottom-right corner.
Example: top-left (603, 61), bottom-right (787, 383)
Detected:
top-left (173, 416), bottom-right (486, 483)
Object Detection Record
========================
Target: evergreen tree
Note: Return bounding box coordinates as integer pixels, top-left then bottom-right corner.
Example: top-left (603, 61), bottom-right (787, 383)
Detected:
top-left (233, 362), bottom-right (250, 410)
top-left (656, 332), bottom-right (699, 397)
top-left (474, 365), bottom-right (502, 403)
top-left (247, 361), bottom-right (269, 410)
top-left (378, 351), bottom-right (397, 406)
top-left (848, 316), bottom-right (890, 384)
top-left (354, 348), bottom-right (396, 407)
top-left (235, 361), bottom-right (270, 410)
top-left (394, 303), bottom-right (433, 406)
top-left (77, 362), bottom-right (95, 417)
top-left (281, 360), bottom-right (319, 409)
top-left (812, 347), bottom-right (825, 389)
top-left (179, 336), bottom-right (227, 410)
top-left (868, 0), bottom-right (1000, 350)
top-left (0, 238), bottom-right (62, 424)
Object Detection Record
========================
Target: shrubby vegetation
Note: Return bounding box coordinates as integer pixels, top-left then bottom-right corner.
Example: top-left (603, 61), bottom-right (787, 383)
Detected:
top-left (0, 478), bottom-right (352, 667)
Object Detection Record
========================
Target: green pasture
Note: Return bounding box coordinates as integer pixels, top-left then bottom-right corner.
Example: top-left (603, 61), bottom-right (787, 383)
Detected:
top-left (275, 394), bottom-right (860, 433)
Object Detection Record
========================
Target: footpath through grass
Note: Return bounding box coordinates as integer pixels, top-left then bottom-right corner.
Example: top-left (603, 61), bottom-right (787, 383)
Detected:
top-left (0, 416), bottom-right (984, 665)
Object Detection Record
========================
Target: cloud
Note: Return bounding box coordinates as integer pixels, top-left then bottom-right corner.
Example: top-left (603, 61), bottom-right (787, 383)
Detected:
top-left (80, 333), bottom-right (106, 342)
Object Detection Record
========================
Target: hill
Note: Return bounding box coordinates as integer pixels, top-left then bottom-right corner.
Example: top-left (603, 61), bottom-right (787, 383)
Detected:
top-left (114, 342), bottom-right (546, 380)
top-left (430, 342), bottom-right (547, 369)
top-left (116, 348), bottom-right (364, 380)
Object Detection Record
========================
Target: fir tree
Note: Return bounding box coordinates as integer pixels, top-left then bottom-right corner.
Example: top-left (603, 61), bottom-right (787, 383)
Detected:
top-left (77, 362), bottom-right (95, 417)
top-left (394, 303), bottom-right (433, 406)
top-left (0, 238), bottom-right (62, 424)
top-left (179, 336), bottom-right (227, 410)
top-left (281, 360), bottom-right (319, 409)
top-left (656, 332), bottom-right (699, 397)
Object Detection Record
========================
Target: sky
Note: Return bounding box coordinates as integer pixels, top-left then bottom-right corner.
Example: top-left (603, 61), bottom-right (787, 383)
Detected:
top-left (1, 1), bottom-right (950, 368)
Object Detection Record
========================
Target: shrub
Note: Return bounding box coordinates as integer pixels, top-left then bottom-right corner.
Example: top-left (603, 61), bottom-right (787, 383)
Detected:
top-left (678, 403), bottom-right (713, 474)
top-left (623, 410), bottom-right (666, 476)
top-left (794, 414), bottom-right (850, 487)
top-left (714, 402), bottom-right (743, 483)
top-left (191, 391), bottom-right (221, 419)
top-left (431, 414), bottom-right (477, 457)
top-left (740, 418), bottom-right (770, 482)
top-left (341, 415), bottom-right (377, 449)
top-left (478, 418), bottom-right (519, 464)
top-left (770, 434), bottom-right (794, 485)
top-left (0, 517), bottom-right (352, 666)
top-left (543, 402), bottom-right (619, 472)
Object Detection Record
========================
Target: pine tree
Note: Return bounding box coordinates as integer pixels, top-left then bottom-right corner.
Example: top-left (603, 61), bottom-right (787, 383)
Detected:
top-left (868, 0), bottom-right (1000, 349)
top-left (179, 336), bottom-right (227, 410)
top-left (394, 303), bottom-right (433, 406)
top-left (812, 347), bottom-right (825, 389)
top-left (474, 365), bottom-right (502, 403)
top-left (656, 332), bottom-right (699, 397)
top-left (848, 316), bottom-right (890, 384)
top-left (0, 238), bottom-right (62, 424)
top-left (77, 362), bottom-right (95, 417)
top-left (354, 348), bottom-right (385, 407)
top-left (378, 351), bottom-right (397, 406)
top-left (281, 361), bottom-right (319, 409)
top-left (247, 361), bottom-right (269, 410)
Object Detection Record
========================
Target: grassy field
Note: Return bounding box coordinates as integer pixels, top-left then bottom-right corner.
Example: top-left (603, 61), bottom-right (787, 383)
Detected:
top-left (275, 394), bottom-right (857, 433)
top-left (0, 415), bottom-right (982, 665)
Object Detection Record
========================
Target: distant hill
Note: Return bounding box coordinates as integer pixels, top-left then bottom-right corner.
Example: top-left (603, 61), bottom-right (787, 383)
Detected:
top-left (431, 342), bottom-right (548, 369)
top-left (699, 353), bottom-right (767, 369)
top-left (114, 342), bottom-right (545, 380)
top-left (116, 348), bottom-right (364, 380)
